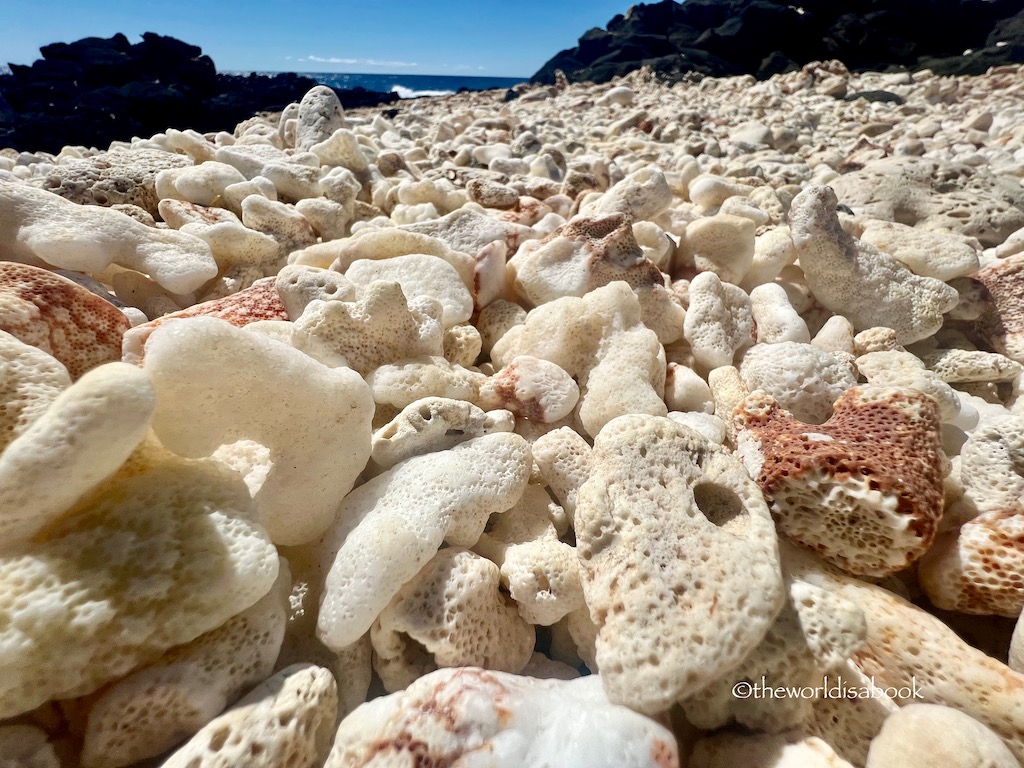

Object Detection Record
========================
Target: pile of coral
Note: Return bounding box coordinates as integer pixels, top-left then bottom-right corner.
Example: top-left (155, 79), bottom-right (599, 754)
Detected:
top-left (532, 0), bottom-right (1024, 83)
top-left (1, 59), bottom-right (1024, 767)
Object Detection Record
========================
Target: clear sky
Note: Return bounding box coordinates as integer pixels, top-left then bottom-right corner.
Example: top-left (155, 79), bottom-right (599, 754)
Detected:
top-left (1, 0), bottom-right (638, 78)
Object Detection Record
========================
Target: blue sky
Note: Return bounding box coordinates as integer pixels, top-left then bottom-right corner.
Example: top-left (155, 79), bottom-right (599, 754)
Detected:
top-left (1, 0), bottom-right (636, 77)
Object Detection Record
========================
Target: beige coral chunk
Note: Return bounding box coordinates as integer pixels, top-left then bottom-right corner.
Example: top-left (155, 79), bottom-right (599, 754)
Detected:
top-left (0, 362), bottom-right (154, 548)
top-left (367, 355), bottom-right (486, 410)
top-left (0, 180), bottom-right (217, 294)
top-left (292, 281), bottom-right (444, 376)
top-left (593, 166), bottom-right (672, 221)
top-left (0, 330), bottom-right (70, 452)
top-left (682, 574), bottom-right (865, 732)
top-left (919, 415), bottom-right (1024, 616)
top-left (858, 219), bottom-right (980, 281)
top-left (296, 85), bottom-right (345, 151)
top-left (856, 349), bottom-right (961, 422)
top-left (273, 263), bottom-right (356, 320)
top-left (735, 386), bottom-right (946, 577)
top-left (371, 547), bottom-right (535, 691)
top-left (740, 342), bottom-right (857, 424)
top-left (161, 664), bottom-right (338, 768)
top-left (788, 185), bottom-right (959, 344)
top-left (443, 322), bottom-right (482, 367)
top-left (492, 281), bottom-right (666, 438)
top-left (30, 148), bottom-right (192, 215)
top-left (121, 276), bottom-right (289, 364)
top-left (0, 262), bottom-right (130, 379)
top-left (0, 725), bottom-right (61, 768)
top-left (690, 733), bottom-right (855, 768)
top-left (371, 397), bottom-right (514, 471)
top-left (317, 432), bottom-right (531, 650)
top-left (867, 704), bottom-right (1021, 768)
top-left (80, 563), bottom-right (291, 768)
top-left (921, 348), bottom-right (1023, 384)
top-left (403, 207), bottom-right (536, 257)
top-left (345, 253), bottom-right (473, 328)
top-left (783, 542), bottom-right (1024, 763)
top-left (531, 425), bottom-right (592, 516)
top-left (144, 317), bottom-right (373, 546)
top-left (326, 668), bottom-right (679, 768)
top-left (576, 414), bottom-right (784, 714)
top-left (508, 212), bottom-right (664, 304)
top-left (682, 213), bottom-right (756, 285)
top-left (750, 282), bottom-right (810, 344)
top-left (974, 254), bottom-right (1024, 364)
top-left (684, 271), bottom-right (753, 369)
top-left (0, 448), bottom-right (279, 719)
top-left (478, 355), bottom-right (580, 423)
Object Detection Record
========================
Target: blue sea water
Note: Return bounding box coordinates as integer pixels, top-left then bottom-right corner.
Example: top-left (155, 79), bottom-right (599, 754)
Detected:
top-left (249, 72), bottom-right (528, 99)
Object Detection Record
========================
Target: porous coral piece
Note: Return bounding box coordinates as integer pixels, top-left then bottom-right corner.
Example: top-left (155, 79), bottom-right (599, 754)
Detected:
top-left (973, 254), bottom-right (1024, 364)
top-left (665, 362), bottom-right (714, 414)
top-left (325, 668), bottom-right (679, 768)
top-left (682, 574), bottom-right (865, 732)
top-left (0, 180), bottom-right (217, 294)
top-left (734, 385), bottom-right (945, 577)
top-left (159, 199), bottom-right (282, 271)
top-left (121, 276), bottom-right (288, 364)
top-left (492, 281), bottom-right (666, 438)
top-left (478, 299), bottom-right (527, 355)
top-left (827, 157), bottom-right (1024, 248)
top-left (0, 725), bottom-right (61, 768)
top-left (740, 342), bottom-right (857, 424)
top-left (683, 271), bottom-right (753, 369)
top-left (788, 185), bottom-right (959, 344)
top-left (593, 166), bottom-right (672, 221)
top-left (144, 317), bottom-right (373, 546)
top-left (371, 547), bottom-right (535, 691)
top-left (857, 219), bottom-right (980, 281)
top-left (783, 542), bottom-right (1024, 763)
top-left (531, 426), bottom-right (592, 517)
top-left (161, 664), bottom-right (338, 768)
top-left (403, 207), bottom-right (536, 257)
top-left (509, 212), bottom-right (662, 303)
top-left (442, 322), bottom-right (482, 367)
top-left (345, 253), bottom-right (473, 328)
top-left (367, 355), bottom-right (486, 410)
top-left (273, 263), bottom-right (356, 320)
top-left (921, 348), bottom-right (1023, 384)
top-left (163, 161), bottom-right (247, 206)
top-left (855, 349), bottom-right (961, 422)
top-left (478, 355), bottom-right (580, 423)
top-left (576, 414), bottom-right (784, 714)
top-left (80, 564), bottom-right (291, 768)
top-left (0, 330), bottom-right (70, 452)
top-left (370, 397), bottom-right (514, 471)
top-left (919, 415), bottom-right (1024, 616)
top-left (241, 196), bottom-right (317, 256)
top-left (292, 281), bottom-right (444, 376)
top-left (681, 213), bottom-right (756, 285)
top-left (0, 362), bottom-right (154, 548)
top-left (690, 733), bottom-right (855, 768)
top-left (865, 704), bottom-right (1021, 768)
top-left (31, 148), bottom-right (192, 215)
top-left (0, 449), bottom-right (279, 719)
top-left (473, 484), bottom-right (581, 626)
top-left (296, 86), bottom-right (345, 152)
top-left (0, 262), bottom-right (130, 378)
top-left (317, 432), bottom-right (530, 650)
top-left (750, 283), bottom-right (810, 344)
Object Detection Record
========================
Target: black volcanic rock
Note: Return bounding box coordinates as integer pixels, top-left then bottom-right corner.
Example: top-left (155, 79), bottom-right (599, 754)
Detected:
top-left (532, 0), bottom-right (1024, 85)
top-left (0, 33), bottom-right (400, 153)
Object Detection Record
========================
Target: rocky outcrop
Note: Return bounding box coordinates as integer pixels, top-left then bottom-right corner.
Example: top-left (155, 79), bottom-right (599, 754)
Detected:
top-left (532, 0), bottom-right (1024, 84)
top-left (0, 33), bottom-right (399, 153)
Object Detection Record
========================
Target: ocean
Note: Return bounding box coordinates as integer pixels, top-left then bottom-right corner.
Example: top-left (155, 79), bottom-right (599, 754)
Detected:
top-left (0, 65), bottom-right (527, 99)
top-left (247, 72), bottom-right (528, 99)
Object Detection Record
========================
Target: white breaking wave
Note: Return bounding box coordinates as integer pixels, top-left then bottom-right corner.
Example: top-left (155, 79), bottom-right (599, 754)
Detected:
top-left (391, 85), bottom-right (455, 99)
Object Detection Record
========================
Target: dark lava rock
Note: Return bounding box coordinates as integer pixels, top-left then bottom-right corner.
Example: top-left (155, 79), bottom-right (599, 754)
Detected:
top-left (532, 0), bottom-right (1024, 85)
top-left (0, 33), bottom-right (399, 153)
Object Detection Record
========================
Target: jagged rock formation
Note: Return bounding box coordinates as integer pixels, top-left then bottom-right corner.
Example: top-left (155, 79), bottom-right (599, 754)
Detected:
top-left (0, 33), bottom-right (399, 153)
top-left (532, 0), bottom-right (1024, 84)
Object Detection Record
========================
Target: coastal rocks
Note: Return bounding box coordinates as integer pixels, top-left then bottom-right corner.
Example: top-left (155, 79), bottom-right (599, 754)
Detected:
top-left (531, 0), bottom-right (1024, 85)
top-left (0, 33), bottom-right (399, 153)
